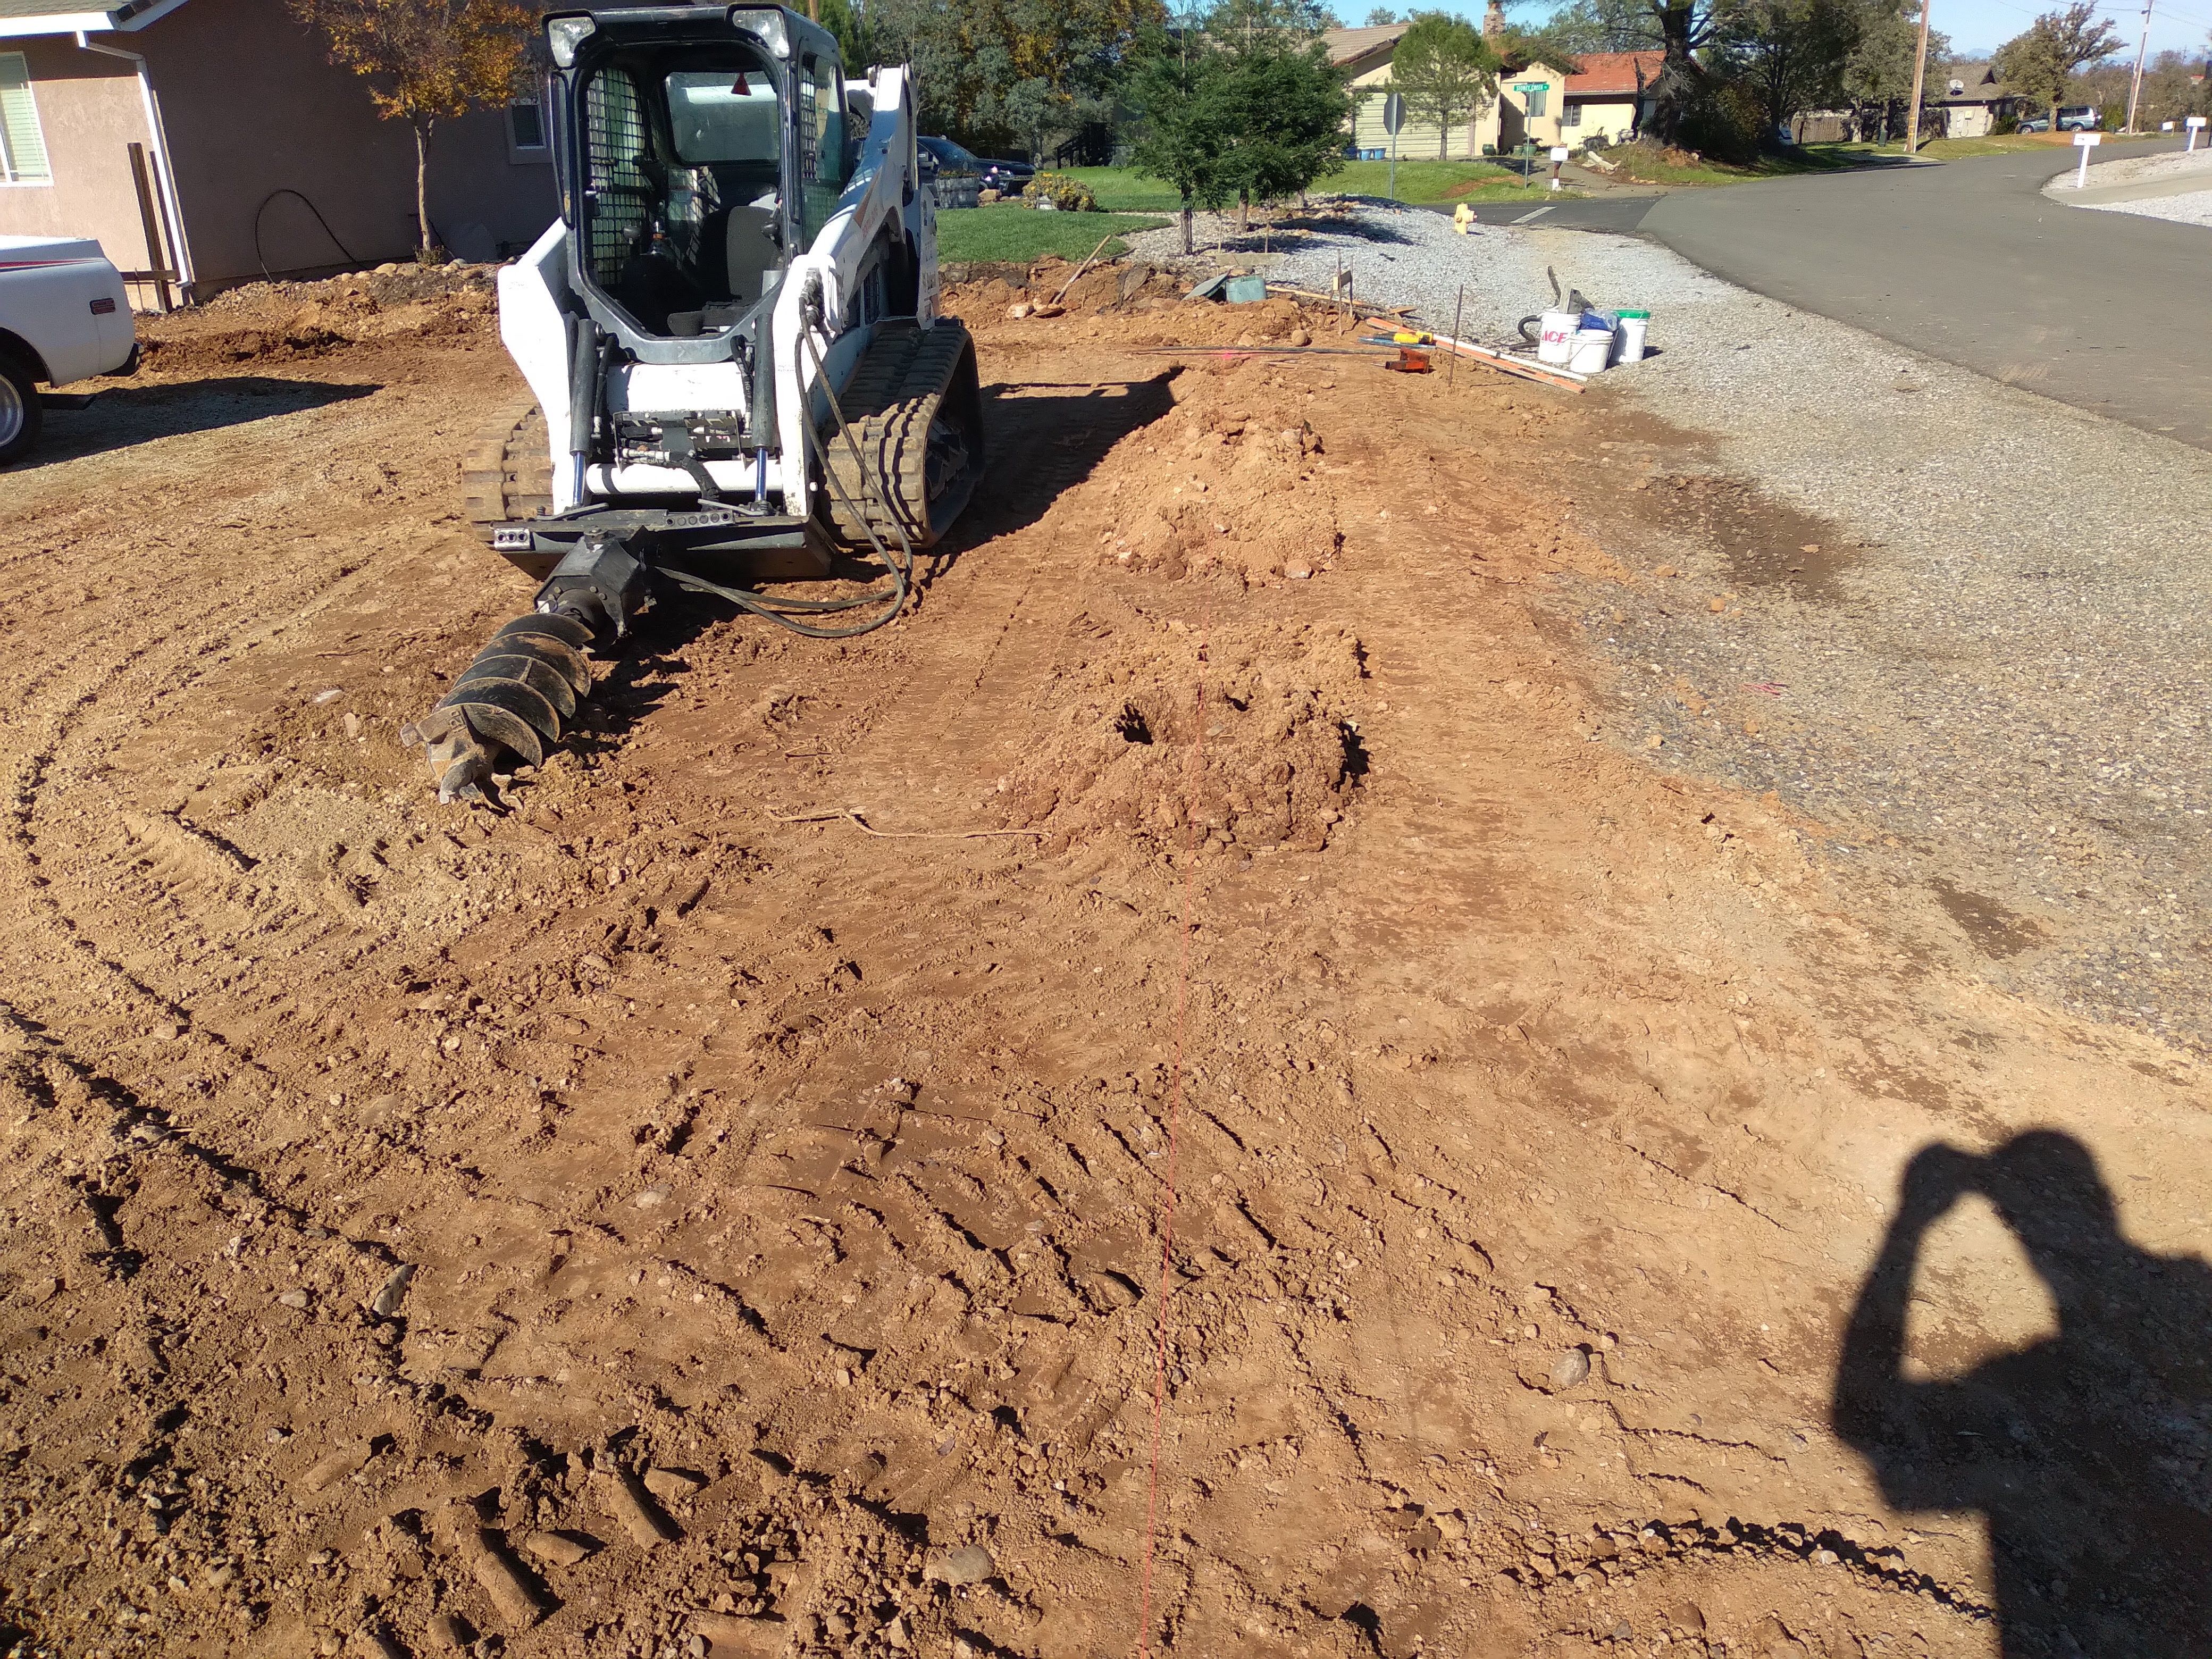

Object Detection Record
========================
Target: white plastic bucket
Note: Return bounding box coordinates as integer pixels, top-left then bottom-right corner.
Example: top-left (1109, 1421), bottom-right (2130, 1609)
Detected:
top-left (1615, 312), bottom-right (1649, 363)
top-left (1569, 327), bottom-right (1613, 375)
top-left (1535, 309), bottom-right (1580, 365)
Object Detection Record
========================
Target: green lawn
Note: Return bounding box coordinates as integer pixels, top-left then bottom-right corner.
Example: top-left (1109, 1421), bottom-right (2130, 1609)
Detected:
top-left (1811, 133), bottom-right (2077, 162)
top-left (1596, 141), bottom-right (1859, 186)
top-left (936, 207), bottom-right (1169, 264)
top-left (1056, 157), bottom-right (1533, 210)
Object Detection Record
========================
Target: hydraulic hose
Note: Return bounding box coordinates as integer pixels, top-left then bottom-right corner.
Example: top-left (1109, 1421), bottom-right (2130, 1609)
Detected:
top-left (660, 313), bottom-right (924, 641)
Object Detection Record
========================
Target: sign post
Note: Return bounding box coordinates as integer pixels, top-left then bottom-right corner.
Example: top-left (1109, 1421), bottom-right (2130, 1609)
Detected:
top-left (1383, 93), bottom-right (1404, 203)
top-left (2190, 115), bottom-right (2208, 153)
top-left (2072, 128), bottom-right (2102, 188)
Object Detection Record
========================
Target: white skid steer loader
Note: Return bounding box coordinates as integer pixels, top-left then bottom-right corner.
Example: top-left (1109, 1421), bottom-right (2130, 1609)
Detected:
top-left (406, 3), bottom-right (984, 802)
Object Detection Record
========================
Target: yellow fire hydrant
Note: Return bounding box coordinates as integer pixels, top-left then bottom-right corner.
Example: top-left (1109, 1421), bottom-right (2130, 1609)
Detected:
top-left (1452, 200), bottom-right (1476, 235)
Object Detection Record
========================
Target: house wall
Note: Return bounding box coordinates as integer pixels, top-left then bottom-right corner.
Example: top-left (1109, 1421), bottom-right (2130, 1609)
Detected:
top-left (1944, 104), bottom-right (1995, 138)
top-left (130, 0), bottom-right (557, 291)
top-left (0, 39), bottom-right (164, 286)
top-left (1561, 93), bottom-right (1638, 144)
top-left (1348, 60), bottom-right (1490, 161)
top-left (1346, 59), bottom-right (1565, 161)
top-left (1494, 69), bottom-right (1564, 153)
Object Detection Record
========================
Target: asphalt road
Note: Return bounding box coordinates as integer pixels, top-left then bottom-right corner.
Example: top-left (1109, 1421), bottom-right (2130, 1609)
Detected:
top-left (1639, 142), bottom-right (2212, 449)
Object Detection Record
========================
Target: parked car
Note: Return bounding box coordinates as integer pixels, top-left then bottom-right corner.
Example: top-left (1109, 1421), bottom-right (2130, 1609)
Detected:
top-left (2018, 114), bottom-right (2050, 131)
top-left (0, 234), bottom-right (137, 465)
top-left (2056, 106), bottom-right (2100, 131)
top-left (978, 155), bottom-right (1036, 195)
top-left (917, 136), bottom-right (983, 208)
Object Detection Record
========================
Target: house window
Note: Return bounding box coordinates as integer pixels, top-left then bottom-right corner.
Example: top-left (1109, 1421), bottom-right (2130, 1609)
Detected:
top-left (0, 52), bottom-right (54, 185)
top-left (1524, 83), bottom-right (1548, 118)
top-left (508, 99), bottom-right (547, 150)
top-left (1561, 102), bottom-right (1581, 128)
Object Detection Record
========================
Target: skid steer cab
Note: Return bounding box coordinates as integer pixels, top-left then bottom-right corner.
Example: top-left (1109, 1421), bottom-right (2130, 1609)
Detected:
top-left (413, 3), bottom-right (985, 803)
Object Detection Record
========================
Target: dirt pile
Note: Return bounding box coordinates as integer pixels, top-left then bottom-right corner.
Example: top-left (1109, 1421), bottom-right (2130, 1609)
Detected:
top-left (1087, 352), bottom-right (1340, 584)
top-left (139, 264), bottom-right (498, 374)
top-left (981, 614), bottom-right (1364, 854)
top-left (956, 258), bottom-right (1188, 319)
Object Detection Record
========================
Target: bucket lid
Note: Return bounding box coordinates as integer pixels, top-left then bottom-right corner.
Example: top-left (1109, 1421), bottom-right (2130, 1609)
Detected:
top-left (1616, 308), bottom-right (1650, 318)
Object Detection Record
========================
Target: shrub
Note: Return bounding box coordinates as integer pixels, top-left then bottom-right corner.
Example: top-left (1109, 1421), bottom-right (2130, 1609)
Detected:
top-left (1677, 77), bottom-right (1766, 164)
top-left (1024, 171), bottom-right (1101, 212)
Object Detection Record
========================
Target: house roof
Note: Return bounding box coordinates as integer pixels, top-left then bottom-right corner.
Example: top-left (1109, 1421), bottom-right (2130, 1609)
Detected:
top-left (1932, 58), bottom-right (2023, 103)
top-left (1322, 23), bottom-right (1407, 69)
top-left (1565, 51), bottom-right (1664, 96)
top-left (0, 0), bottom-right (189, 37)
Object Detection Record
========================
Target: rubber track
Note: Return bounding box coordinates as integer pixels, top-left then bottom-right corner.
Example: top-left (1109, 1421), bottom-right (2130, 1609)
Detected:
top-left (825, 320), bottom-right (978, 549)
top-left (460, 404), bottom-right (554, 543)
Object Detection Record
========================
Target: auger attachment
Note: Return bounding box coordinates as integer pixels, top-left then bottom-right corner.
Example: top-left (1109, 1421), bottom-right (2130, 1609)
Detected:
top-left (404, 533), bottom-right (649, 804)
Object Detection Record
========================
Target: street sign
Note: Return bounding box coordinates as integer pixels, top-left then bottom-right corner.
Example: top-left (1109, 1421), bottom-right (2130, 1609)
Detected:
top-left (1382, 93), bottom-right (1404, 203)
top-left (2072, 130), bottom-right (2102, 145)
top-left (1512, 81), bottom-right (1545, 92)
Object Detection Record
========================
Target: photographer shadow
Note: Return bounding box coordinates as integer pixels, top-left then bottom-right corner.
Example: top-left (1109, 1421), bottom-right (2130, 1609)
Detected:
top-left (1833, 1132), bottom-right (2212, 1657)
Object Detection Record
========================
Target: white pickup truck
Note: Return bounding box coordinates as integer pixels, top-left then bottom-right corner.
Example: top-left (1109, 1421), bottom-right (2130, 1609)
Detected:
top-left (0, 234), bottom-right (138, 464)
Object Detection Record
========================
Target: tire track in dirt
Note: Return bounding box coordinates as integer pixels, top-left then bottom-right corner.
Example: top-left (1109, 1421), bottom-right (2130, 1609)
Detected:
top-left (2, 292), bottom-right (2205, 1659)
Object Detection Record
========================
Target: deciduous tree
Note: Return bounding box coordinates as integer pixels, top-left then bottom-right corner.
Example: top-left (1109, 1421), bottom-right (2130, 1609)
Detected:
top-left (874, 0), bottom-right (1164, 155)
top-left (1385, 12), bottom-right (1503, 157)
top-left (1842, 0), bottom-right (1946, 138)
top-left (290, 0), bottom-right (533, 259)
top-left (1729, 0), bottom-right (1859, 135)
top-left (1993, 2), bottom-right (2124, 123)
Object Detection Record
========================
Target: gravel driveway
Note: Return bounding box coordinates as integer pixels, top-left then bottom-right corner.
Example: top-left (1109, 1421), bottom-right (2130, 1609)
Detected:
top-left (1135, 202), bottom-right (2212, 1052)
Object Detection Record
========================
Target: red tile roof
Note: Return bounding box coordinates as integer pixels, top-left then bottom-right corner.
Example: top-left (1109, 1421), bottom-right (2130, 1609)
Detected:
top-left (1566, 52), bottom-right (1665, 96)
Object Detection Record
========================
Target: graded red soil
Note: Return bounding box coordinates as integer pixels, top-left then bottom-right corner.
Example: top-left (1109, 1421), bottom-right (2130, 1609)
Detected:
top-left (1, 269), bottom-right (2204, 1659)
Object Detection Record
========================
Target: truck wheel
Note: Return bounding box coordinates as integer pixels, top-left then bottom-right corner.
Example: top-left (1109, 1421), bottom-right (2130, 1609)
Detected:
top-left (0, 355), bottom-right (41, 466)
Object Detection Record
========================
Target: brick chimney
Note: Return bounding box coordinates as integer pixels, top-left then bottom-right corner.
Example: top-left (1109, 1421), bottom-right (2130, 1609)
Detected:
top-left (1482, 0), bottom-right (1505, 36)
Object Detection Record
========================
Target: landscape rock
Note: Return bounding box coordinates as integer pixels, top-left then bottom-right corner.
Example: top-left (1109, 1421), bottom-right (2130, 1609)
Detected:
top-left (928, 1543), bottom-right (995, 1585)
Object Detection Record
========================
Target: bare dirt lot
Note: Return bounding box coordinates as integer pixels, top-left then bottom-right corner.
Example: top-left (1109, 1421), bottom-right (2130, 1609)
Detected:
top-left (3, 267), bottom-right (2207, 1659)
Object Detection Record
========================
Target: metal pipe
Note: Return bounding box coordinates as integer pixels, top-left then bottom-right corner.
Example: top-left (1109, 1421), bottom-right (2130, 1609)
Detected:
top-left (73, 32), bottom-right (196, 299)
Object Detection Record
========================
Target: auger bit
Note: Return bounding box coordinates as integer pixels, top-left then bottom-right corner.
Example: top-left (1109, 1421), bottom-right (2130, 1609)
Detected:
top-left (403, 532), bottom-right (649, 805)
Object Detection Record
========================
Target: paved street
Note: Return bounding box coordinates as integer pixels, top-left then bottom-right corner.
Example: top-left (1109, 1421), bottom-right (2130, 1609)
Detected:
top-left (1639, 141), bottom-right (2212, 449)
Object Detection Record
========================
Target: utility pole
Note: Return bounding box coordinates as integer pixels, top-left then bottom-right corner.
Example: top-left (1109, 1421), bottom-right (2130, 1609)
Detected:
top-left (2125, 0), bottom-right (2154, 133)
top-left (1904, 0), bottom-right (1934, 153)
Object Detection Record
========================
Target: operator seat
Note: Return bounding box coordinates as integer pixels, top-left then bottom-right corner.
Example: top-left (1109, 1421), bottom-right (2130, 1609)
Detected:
top-left (724, 202), bottom-right (781, 308)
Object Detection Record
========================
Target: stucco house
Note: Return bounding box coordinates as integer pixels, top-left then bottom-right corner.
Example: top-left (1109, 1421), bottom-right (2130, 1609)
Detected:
top-left (1560, 50), bottom-right (1660, 145)
top-left (1327, 23), bottom-right (1568, 161)
top-left (0, 0), bottom-right (557, 308)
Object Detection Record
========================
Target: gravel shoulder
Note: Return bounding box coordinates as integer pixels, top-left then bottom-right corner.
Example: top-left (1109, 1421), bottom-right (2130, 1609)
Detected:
top-left (1527, 217), bottom-right (2212, 1052)
top-left (1149, 201), bottom-right (2212, 1051)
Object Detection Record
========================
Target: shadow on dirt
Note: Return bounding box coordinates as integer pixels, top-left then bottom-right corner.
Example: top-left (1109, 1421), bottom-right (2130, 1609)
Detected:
top-left (1834, 1131), bottom-right (2212, 1656)
top-left (14, 377), bottom-right (380, 470)
top-left (945, 370), bottom-right (1179, 560)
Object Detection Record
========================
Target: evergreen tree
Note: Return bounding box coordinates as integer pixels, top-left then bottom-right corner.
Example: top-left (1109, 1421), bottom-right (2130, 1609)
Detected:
top-left (1128, 19), bottom-right (1234, 252)
top-left (1209, 0), bottom-right (1354, 224)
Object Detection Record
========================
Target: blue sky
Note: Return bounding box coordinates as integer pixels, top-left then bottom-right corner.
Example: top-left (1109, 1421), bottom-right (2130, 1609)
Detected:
top-left (1469, 0), bottom-right (2212, 63)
